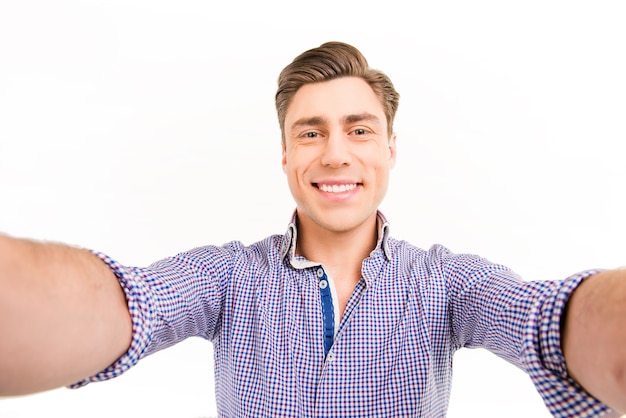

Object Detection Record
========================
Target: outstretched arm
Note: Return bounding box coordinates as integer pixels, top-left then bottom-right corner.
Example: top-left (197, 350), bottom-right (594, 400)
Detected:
top-left (563, 269), bottom-right (626, 413)
top-left (0, 233), bottom-right (132, 395)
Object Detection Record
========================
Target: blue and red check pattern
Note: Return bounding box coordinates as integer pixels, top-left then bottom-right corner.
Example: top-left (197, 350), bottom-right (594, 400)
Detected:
top-left (71, 212), bottom-right (611, 417)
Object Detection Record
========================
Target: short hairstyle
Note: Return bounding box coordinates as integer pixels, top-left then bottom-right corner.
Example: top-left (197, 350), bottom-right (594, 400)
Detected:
top-left (275, 41), bottom-right (400, 144)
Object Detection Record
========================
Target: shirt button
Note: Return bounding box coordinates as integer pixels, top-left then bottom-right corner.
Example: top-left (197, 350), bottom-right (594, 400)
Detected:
top-left (316, 268), bottom-right (324, 277)
top-left (326, 351), bottom-right (335, 363)
top-left (319, 279), bottom-right (328, 289)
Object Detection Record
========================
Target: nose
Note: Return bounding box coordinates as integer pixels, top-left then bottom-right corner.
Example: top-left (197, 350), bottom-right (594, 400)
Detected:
top-left (320, 131), bottom-right (352, 168)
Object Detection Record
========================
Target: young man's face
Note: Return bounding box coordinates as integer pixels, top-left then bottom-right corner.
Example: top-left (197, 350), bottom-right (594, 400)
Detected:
top-left (282, 76), bottom-right (397, 236)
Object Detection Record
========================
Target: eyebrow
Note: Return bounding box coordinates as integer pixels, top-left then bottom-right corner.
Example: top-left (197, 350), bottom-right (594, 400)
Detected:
top-left (343, 112), bottom-right (381, 126)
top-left (290, 116), bottom-right (328, 133)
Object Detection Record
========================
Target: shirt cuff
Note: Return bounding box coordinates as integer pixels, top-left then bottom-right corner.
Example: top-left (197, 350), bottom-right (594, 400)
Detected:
top-left (68, 250), bottom-right (154, 388)
top-left (524, 269), bottom-right (613, 417)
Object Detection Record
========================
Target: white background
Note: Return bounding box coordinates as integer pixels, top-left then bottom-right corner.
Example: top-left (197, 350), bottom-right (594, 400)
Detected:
top-left (1, 1), bottom-right (625, 417)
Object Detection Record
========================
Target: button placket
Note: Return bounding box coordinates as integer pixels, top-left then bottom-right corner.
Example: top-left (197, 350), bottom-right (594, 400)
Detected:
top-left (316, 266), bottom-right (335, 358)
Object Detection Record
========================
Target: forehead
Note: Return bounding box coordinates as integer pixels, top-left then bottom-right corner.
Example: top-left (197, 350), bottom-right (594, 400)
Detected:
top-left (285, 77), bottom-right (385, 124)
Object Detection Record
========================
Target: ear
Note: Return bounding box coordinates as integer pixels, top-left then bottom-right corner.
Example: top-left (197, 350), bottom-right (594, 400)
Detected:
top-left (281, 143), bottom-right (287, 173)
top-left (388, 133), bottom-right (397, 169)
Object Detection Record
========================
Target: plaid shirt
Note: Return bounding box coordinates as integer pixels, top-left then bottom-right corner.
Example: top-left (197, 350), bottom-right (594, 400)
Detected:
top-left (71, 212), bottom-right (610, 417)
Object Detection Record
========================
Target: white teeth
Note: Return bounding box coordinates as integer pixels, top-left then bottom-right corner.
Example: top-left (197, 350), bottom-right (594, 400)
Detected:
top-left (318, 183), bottom-right (357, 193)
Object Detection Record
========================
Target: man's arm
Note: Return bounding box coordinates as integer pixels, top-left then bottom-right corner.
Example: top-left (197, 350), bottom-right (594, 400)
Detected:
top-left (563, 269), bottom-right (626, 413)
top-left (0, 233), bottom-right (132, 395)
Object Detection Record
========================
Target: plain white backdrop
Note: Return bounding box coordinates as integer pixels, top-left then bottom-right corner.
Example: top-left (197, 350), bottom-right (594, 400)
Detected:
top-left (1, 1), bottom-right (625, 417)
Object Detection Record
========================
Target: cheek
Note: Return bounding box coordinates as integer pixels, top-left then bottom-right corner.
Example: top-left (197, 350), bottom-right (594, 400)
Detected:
top-left (283, 161), bottom-right (302, 187)
top-left (371, 161), bottom-right (391, 190)
top-left (285, 152), bottom-right (313, 176)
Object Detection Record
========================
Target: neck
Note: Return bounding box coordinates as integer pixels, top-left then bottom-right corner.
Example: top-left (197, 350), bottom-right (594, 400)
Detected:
top-left (295, 211), bottom-right (378, 270)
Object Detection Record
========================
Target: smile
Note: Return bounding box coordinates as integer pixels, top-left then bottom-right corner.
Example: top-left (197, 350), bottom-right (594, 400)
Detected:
top-left (316, 183), bottom-right (359, 193)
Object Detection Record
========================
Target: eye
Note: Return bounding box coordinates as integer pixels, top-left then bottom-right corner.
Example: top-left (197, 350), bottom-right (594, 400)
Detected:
top-left (298, 131), bottom-right (320, 139)
top-left (353, 128), bottom-right (366, 135)
top-left (293, 129), bottom-right (324, 144)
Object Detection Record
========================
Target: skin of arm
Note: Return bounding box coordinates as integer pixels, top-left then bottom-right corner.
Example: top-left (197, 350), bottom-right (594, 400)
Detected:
top-left (562, 269), bottom-right (626, 414)
top-left (0, 233), bottom-right (132, 396)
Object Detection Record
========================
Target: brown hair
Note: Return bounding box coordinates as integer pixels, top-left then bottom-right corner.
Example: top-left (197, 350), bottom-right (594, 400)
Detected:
top-left (275, 41), bottom-right (400, 144)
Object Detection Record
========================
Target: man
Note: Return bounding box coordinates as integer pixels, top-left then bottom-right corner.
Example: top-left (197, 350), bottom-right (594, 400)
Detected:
top-left (0, 41), bottom-right (624, 417)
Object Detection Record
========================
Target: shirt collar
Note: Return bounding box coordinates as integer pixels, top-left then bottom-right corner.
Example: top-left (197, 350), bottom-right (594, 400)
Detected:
top-left (279, 210), bottom-right (392, 263)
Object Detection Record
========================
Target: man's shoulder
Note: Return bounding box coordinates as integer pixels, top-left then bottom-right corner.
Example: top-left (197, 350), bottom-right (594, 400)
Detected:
top-left (219, 233), bottom-right (287, 263)
top-left (385, 236), bottom-right (447, 258)
top-left (385, 238), bottom-right (494, 272)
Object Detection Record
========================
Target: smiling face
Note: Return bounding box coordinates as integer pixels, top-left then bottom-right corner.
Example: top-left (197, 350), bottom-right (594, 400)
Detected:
top-left (282, 76), bottom-right (397, 237)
